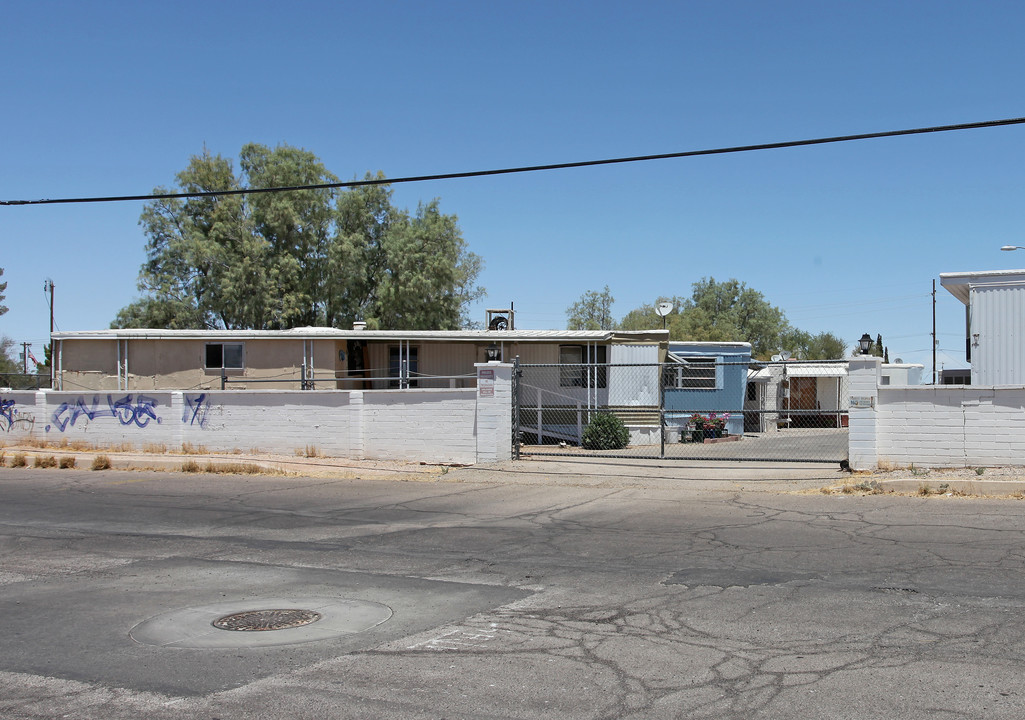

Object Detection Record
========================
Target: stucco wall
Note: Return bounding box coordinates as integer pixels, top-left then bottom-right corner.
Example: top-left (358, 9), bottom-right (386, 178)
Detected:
top-left (58, 338), bottom-right (338, 391)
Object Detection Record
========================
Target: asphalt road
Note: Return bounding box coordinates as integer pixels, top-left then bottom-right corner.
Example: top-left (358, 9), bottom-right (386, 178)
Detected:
top-left (1, 462), bottom-right (1024, 719)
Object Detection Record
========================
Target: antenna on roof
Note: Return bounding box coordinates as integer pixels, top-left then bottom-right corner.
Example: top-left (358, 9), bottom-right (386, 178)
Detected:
top-left (654, 301), bottom-right (674, 330)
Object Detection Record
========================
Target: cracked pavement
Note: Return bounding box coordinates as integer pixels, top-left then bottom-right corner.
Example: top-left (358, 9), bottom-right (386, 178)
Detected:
top-left (1, 461), bottom-right (1023, 718)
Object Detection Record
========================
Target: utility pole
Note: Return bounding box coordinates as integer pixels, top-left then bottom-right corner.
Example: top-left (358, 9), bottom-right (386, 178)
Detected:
top-left (932, 279), bottom-right (937, 384)
top-left (44, 279), bottom-right (55, 334)
top-left (21, 342), bottom-right (31, 374)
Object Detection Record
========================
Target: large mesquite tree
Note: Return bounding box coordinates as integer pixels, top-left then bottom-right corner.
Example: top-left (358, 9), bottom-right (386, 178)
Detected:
top-left (113, 144), bottom-right (484, 330)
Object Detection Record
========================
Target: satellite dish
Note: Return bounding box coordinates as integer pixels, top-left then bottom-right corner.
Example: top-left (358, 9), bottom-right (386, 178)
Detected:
top-left (895, 357), bottom-right (903, 364)
top-left (780, 350), bottom-right (792, 361)
top-left (655, 302), bottom-right (674, 317)
top-left (770, 354), bottom-right (782, 362)
top-left (488, 315), bottom-right (508, 331)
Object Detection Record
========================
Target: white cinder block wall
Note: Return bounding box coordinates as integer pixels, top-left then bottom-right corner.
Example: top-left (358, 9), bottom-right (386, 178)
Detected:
top-left (849, 355), bottom-right (1025, 469)
top-left (0, 367), bottom-right (515, 465)
top-left (877, 386), bottom-right (1025, 467)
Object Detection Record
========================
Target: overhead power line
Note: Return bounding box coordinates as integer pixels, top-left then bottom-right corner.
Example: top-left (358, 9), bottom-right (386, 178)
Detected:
top-left (3, 116), bottom-right (1024, 207)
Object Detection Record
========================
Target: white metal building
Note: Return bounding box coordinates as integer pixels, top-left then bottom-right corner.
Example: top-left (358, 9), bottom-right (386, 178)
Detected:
top-left (940, 269), bottom-right (1025, 386)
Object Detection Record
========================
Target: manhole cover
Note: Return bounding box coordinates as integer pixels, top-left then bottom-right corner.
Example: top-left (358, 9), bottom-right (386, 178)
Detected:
top-left (213, 608), bottom-right (323, 631)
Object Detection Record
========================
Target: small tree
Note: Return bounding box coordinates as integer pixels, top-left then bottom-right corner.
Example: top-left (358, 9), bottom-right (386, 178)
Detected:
top-left (567, 286), bottom-right (617, 330)
top-left (581, 412), bottom-right (630, 450)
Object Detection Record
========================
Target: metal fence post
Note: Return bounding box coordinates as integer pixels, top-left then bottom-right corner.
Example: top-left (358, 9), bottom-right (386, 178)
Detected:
top-left (513, 356), bottom-right (521, 460)
top-left (659, 362), bottom-right (666, 459)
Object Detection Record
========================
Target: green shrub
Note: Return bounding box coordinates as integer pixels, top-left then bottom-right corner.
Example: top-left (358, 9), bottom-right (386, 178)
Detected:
top-left (581, 412), bottom-right (630, 450)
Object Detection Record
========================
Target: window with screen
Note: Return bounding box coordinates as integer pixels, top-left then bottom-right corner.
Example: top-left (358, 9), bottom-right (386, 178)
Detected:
top-left (664, 356), bottom-right (718, 390)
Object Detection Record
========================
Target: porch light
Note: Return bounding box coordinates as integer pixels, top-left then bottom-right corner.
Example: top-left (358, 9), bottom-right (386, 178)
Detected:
top-left (485, 343), bottom-right (501, 361)
top-left (858, 333), bottom-right (873, 355)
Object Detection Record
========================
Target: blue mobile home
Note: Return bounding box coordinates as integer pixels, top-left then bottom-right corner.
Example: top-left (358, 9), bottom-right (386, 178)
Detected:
top-left (663, 341), bottom-right (751, 437)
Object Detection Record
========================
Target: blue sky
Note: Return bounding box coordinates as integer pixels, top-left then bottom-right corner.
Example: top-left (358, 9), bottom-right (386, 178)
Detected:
top-left (2, 1), bottom-right (1024, 375)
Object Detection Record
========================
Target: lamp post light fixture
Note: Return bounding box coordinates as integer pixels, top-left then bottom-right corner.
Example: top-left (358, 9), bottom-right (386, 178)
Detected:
top-left (858, 333), bottom-right (873, 355)
top-left (1001, 245), bottom-right (1025, 251)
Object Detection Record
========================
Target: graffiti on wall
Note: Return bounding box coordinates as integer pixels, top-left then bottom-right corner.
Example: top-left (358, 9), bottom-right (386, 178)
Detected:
top-left (183, 393), bottom-right (211, 428)
top-left (47, 394), bottom-right (162, 432)
top-left (1, 397), bottom-right (37, 433)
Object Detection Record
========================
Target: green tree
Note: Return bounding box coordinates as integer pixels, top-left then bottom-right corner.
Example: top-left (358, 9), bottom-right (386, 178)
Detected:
top-left (567, 286), bottom-right (617, 330)
top-left (619, 295), bottom-right (689, 335)
top-left (114, 146), bottom-right (483, 331)
top-left (28, 342), bottom-right (52, 377)
top-left (0, 336), bottom-right (17, 373)
top-left (780, 329), bottom-right (850, 360)
top-left (0, 267), bottom-right (8, 317)
top-left (674, 278), bottom-right (789, 357)
top-left (619, 280), bottom-right (846, 360)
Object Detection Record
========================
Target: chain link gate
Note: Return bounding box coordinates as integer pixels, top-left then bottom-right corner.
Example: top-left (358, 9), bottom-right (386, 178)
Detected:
top-left (514, 358), bottom-right (849, 463)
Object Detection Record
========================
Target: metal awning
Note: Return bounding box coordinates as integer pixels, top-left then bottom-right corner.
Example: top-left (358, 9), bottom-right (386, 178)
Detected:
top-left (747, 368), bottom-right (772, 383)
top-left (782, 365), bottom-right (847, 378)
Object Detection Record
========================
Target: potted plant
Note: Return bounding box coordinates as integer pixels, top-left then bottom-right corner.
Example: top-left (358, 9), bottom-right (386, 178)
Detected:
top-left (690, 412), bottom-right (730, 439)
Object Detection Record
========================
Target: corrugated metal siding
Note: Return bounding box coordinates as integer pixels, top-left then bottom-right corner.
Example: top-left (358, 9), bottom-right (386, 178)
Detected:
top-left (972, 285), bottom-right (1025, 385)
top-left (608, 344), bottom-right (659, 406)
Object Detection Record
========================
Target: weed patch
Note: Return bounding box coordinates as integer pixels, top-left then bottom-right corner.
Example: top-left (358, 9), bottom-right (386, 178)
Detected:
top-left (59, 456), bottom-right (76, 469)
top-left (91, 455), bottom-right (112, 471)
top-left (203, 461), bottom-right (268, 475)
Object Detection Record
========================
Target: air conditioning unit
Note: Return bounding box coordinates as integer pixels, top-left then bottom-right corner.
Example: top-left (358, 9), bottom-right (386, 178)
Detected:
top-left (486, 304), bottom-right (514, 331)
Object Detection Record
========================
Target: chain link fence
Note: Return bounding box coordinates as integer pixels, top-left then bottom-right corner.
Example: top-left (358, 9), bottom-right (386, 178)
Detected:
top-left (0, 372), bottom-right (51, 390)
top-left (515, 359), bottom-right (849, 463)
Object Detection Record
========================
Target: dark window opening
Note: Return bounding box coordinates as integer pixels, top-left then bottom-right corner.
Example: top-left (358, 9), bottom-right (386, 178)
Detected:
top-left (389, 346), bottom-right (419, 387)
top-left (205, 343), bottom-right (244, 370)
top-left (559, 345), bottom-right (607, 387)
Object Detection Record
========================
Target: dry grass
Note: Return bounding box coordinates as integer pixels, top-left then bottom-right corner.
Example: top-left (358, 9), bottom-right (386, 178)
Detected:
top-left (34, 455), bottom-right (58, 468)
top-left (143, 443), bottom-right (168, 454)
top-left (203, 461), bottom-right (267, 475)
top-left (181, 459), bottom-right (200, 472)
top-left (59, 456), bottom-right (76, 469)
top-left (296, 444), bottom-right (320, 458)
top-left (181, 442), bottom-right (208, 455)
top-left (831, 480), bottom-right (886, 495)
top-left (107, 442), bottom-right (135, 453)
top-left (0, 451), bottom-right (5, 467)
top-left (90, 455), bottom-right (112, 471)
top-left (11, 453), bottom-right (27, 468)
top-left (20, 437), bottom-right (51, 449)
